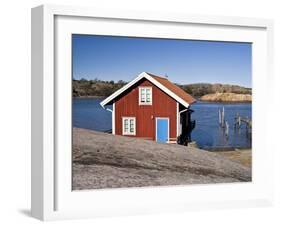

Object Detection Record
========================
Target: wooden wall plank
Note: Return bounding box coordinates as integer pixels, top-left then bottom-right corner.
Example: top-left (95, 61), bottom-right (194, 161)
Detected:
top-left (115, 78), bottom-right (177, 140)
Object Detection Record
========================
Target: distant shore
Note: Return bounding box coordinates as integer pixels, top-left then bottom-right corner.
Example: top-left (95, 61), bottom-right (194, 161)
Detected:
top-left (200, 92), bottom-right (252, 102)
top-left (73, 95), bottom-right (105, 99)
top-left (73, 79), bottom-right (252, 100)
top-left (73, 94), bottom-right (252, 103)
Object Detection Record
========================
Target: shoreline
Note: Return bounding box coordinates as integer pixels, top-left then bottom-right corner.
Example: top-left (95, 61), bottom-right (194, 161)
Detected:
top-left (73, 95), bottom-right (252, 103)
top-left (214, 149), bottom-right (252, 168)
top-left (73, 95), bottom-right (106, 99)
top-left (199, 92), bottom-right (252, 103)
top-left (73, 126), bottom-right (252, 152)
top-left (203, 147), bottom-right (252, 152)
top-left (198, 100), bottom-right (251, 104)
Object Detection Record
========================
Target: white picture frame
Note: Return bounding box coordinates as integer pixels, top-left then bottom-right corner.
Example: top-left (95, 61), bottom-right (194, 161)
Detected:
top-left (31, 4), bottom-right (274, 221)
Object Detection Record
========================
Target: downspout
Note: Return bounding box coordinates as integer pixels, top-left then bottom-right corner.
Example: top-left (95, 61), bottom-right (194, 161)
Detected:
top-left (100, 103), bottom-right (112, 113)
top-left (179, 108), bottom-right (188, 115)
top-left (105, 107), bottom-right (113, 113)
top-left (101, 103), bottom-right (115, 135)
top-left (178, 108), bottom-right (188, 138)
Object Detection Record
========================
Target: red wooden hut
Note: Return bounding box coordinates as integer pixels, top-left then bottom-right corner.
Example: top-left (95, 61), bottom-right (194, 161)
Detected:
top-left (100, 72), bottom-right (196, 144)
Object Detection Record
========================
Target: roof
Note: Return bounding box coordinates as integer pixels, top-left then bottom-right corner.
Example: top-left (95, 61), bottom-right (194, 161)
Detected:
top-left (100, 72), bottom-right (196, 108)
top-left (146, 73), bottom-right (196, 106)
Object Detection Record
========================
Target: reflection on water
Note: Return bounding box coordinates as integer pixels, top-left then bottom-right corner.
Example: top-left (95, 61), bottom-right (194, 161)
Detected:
top-left (73, 98), bottom-right (252, 150)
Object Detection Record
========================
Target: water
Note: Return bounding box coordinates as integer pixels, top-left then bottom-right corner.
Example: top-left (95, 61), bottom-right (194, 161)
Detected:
top-left (73, 98), bottom-right (252, 150)
top-left (72, 98), bottom-right (112, 132)
top-left (191, 101), bottom-right (251, 150)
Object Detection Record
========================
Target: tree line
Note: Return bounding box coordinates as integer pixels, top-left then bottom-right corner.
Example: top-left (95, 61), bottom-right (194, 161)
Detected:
top-left (73, 78), bottom-right (251, 98)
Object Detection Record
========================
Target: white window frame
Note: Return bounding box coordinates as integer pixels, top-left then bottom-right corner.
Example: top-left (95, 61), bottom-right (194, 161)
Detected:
top-left (139, 86), bottom-right (152, 105)
top-left (122, 117), bottom-right (136, 135)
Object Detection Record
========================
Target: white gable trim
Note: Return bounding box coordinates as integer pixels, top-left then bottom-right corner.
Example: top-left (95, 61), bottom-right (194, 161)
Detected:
top-left (145, 73), bottom-right (190, 108)
top-left (100, 72), bottom-right (146, 108)
top-left (100, 72), bottom-right (190, 108)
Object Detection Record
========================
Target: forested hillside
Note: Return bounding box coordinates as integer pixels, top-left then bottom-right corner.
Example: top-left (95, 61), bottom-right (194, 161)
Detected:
top-left (73, 79), bottom-right (251, 98)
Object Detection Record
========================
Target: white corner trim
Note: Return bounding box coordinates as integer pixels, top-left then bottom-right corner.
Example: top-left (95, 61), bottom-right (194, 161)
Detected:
top-left (176, 102), bottom-right (179, 138)
top-left (112, 102), bottom-right (115, 135)
top-left (100, 72), bottom-right (190, 108)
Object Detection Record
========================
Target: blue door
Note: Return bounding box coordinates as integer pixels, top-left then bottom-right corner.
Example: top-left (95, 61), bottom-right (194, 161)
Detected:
top-left (156, 118), bottom-right (169, 143)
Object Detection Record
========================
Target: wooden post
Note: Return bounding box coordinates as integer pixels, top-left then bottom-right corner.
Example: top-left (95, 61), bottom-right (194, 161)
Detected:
top-left (235, 113), bottom-right (238, 128)
top-left (219, 109), bottom-right (221, 126)
top-left (225, 121), bottom-right (229, 138)
top-left (238, 116), bottom-right (241, 128)
top-left (222, 107), bottom-right (225, 127)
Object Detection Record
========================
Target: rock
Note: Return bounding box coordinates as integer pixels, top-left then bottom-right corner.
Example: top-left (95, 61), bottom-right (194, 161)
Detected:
top-left (188, 141), bottom-right (198, 148)
top-left (72, 128), bottom-right (251, 190)
top-left (200, 92), bottom-right (251, 102)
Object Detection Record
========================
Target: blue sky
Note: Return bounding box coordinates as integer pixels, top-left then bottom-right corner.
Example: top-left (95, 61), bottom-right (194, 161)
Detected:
top-left (72, 34), bottom-right (252, 87)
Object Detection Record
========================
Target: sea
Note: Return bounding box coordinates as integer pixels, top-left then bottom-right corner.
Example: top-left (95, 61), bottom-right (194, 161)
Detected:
top-left (73, 97), bottom-right (252, 150)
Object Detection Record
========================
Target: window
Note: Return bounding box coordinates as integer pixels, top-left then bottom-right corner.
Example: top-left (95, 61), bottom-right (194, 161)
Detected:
top-left (122, 117), bottom-right (136, 135)
top-left (139, 87), bottom-right (152, 105)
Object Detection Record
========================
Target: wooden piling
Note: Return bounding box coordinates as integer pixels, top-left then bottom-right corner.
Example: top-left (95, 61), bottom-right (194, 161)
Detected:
top-left (219, 109), bottom-right (222, 125)
top-left (222, 107), bottom-right (225, 127)
top-left (225, 121), bottom-right (229, 137)
top-left (219, 107), bottom-right (226, 128)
